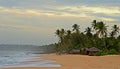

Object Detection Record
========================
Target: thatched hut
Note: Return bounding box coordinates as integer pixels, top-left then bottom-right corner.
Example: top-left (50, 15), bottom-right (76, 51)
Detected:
top-left (87, 47), bottom-right (100, 55)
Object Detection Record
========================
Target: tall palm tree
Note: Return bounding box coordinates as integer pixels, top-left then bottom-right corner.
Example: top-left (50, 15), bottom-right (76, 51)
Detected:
top-left (72, 24), bottom-right (80, 33)
top-left (55, 29), bottom-right (61, 54)
top-left (95, 21), bottom-right (108, 51)
top-left (110, 25), bottom-right (119, 38)
top-left (65, 30), bottom-right (72, 53)
top-left (55, 29), bottom-right (66, 54)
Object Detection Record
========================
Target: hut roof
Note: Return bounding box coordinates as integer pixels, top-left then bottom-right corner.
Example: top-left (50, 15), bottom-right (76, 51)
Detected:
top-left (87, 47), bottom-right (100, 51)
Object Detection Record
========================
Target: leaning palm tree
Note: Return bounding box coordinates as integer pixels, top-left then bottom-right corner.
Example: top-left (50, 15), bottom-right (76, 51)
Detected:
top-left (110, 25), bottom-right (119, 38)
top-left (72, 24), bottom-right (80, 33)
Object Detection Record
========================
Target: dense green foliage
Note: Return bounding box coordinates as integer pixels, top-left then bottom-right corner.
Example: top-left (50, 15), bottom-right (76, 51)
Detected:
top-left (107, 49), bottom-right (118, 55)
top-left (90, 51), bottom-right (107, 56)
top-left (55, 20), bottom-right (120, 55)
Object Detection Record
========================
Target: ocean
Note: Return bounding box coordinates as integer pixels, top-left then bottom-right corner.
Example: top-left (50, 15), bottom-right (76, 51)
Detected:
top-left (0, 45), bottom-right (60, 68)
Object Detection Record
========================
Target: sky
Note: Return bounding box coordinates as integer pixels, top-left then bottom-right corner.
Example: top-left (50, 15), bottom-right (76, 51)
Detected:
top-left (0, 0), bottom-right (120, 45)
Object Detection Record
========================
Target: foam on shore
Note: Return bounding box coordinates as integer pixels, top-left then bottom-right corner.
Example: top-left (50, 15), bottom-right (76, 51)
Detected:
top-left (0, 51), bottom-right (61, 68)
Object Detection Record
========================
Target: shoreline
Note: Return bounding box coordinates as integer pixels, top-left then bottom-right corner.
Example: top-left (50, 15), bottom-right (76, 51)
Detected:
top-left (1, 54), bottom-right (120, 69)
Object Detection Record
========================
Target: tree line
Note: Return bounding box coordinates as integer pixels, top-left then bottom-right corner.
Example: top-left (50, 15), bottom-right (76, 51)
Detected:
top-left (55, 20), bottom-right (120, 55)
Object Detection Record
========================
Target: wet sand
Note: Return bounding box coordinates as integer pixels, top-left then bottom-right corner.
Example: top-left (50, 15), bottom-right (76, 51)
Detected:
top-left (1, 54), bottom-right (120, 69)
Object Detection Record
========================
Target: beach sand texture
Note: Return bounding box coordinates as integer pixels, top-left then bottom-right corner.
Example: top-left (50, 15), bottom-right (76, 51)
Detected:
top-left (1, 54), bottom-right (120, 69)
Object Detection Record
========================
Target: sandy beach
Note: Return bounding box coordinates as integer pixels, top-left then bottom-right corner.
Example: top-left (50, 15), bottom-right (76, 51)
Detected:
top-left (1, 54), bottom-right (120, 69)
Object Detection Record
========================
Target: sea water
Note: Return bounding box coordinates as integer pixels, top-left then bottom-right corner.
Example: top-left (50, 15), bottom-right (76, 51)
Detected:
top-left (0, 46), bottom-right (61, 68)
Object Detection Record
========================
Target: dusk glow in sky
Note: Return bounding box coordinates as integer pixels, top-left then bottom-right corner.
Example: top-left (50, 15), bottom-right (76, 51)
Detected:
top-left (0, 0), bottom-right (120, 45)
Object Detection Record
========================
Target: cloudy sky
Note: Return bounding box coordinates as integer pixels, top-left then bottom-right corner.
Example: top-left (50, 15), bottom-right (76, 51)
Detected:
top-left (0, 0), bottom-right (120, 45)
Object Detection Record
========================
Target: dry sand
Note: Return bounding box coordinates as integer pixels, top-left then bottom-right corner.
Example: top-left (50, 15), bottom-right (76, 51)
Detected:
top-left (1, 54), bottom-right (120, 69)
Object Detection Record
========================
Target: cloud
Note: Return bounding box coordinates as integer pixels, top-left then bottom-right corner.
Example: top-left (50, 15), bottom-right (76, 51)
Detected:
top-left (57, 6), bottom-right (120, 15)
top-left (0, 6), bottom-right (91, 18)
top-left (0, 7), bottom-right (44, 16)
top-left (0, 24), bottom-right (55, 33)
top-left (0, 5), bottom-right (119, 22)
top-left (81, 6), bottom-right (120, 15)
top-left (99, 17), bottom-right (115, 22)
top-left (56, 6), bottom-right (120, 22)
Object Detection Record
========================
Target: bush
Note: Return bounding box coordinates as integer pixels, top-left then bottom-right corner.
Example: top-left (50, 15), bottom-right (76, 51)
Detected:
top-left (107, 49), bottom-right (118, 55)
top-left (90, 51), bottom-right (107, 56)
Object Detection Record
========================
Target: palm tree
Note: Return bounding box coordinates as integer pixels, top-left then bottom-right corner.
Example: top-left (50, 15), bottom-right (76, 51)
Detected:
top-left (96, 21), bottom-right (108, 51)
top-left (55, 29), bottom-right (61, 41)
top-left (72, 24), bottom-right (80, 33)
top-left (65, 30), bottom-right (72, 53)
top-left (85, 27), bottom-right (92, 38)
top-left (67, 30), bottom-right (71, 38)
top-left (92, 20), bottom-right (97, 30)
top-left (110, 25), bottom-right (119, 38)
top-left (55, 29), bottom-right (60, 36)
top-left (55, 29), bottom-right (66, 43)
top-left (61, 29), bottom-right (66, 35)
top-left (92, 21), bottom-right (108, 51)
top-left (60, 29), bottom-right (66, 43)
top-left (96, 21), bottom-right (107, 38)
top-left (55, 29), bottom-right (61, 54)
top-left (55, 29), bottom-right (66, 54)
top-left (92, 20), bottom-right (99, 38)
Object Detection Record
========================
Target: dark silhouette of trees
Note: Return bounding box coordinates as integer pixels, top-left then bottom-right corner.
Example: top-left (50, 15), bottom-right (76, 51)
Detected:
top-left (110, 25), bottom-right (119, 38)
top-left (72, 24), bottom-right (80, 33)
top-left (55, 20), bottom-right (120, 55)
top-left (85, 27), bottom-right (92, 38)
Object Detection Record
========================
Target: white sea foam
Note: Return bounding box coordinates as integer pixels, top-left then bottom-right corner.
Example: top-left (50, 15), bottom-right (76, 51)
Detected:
top-left (0, 51), bottom-right (61, 68)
